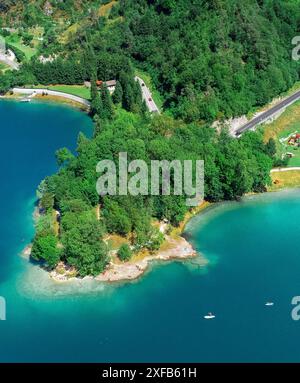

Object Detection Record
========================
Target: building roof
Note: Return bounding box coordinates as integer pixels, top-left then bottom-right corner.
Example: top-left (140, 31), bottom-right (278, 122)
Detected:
top-left (105, 80), bottom-right (117, 87)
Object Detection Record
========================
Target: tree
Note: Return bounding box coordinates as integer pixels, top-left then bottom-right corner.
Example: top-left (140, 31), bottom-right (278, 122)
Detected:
top-left (31, 235), bottom-right (60, 268)
top-left (0, 72), bottom-right (12, 94)
top-left (100, 84), bottom-right (114, 120)
top-left (93, 115), bottom-right (102, 137)
top-left (55, 148), bottom-right (74, 167)
top-left (40, 192), bottom-right (54, 212)
top-left (117, 244), bottom-right (132, 262)
top-left (265, 138), bottom-right (277, 158)
top-left (90, 75), bottom-right (103, 117)
top-left (62, 213), bottom-right (108, 276)
top-left (112, 80), bottom-right (123, 104)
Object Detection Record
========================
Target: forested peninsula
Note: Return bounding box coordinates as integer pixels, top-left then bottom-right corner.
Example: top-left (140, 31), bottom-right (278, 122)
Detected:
top-left (0, 0), bottom-right (299, 279)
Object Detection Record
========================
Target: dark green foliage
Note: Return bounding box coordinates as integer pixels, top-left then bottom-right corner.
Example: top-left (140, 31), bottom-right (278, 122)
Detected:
top-left (90, 78), bottom-right (103, 117)
top-left (0, 66), bottom-right (37, 94)
top-left (22, 32), bottom-right (33, 46)
top-left (40, 192), bottom-right (54, 212)
top-left (31, 57), bottom-right (88, 85)
top-left (100, 84), bottom-right (114, 120)
top-left (55, 148), bottom-right (74, 167)
top-left (0, 73), bottom-right (12, 94)
top-left (113, 0), bottom-right (300, 121)
top-left (102, 198), bottom-right (132, 235)
top-left (31, 234), bottom-right (60, 268)
top-left (61, 212), bottom-right (108, 277)
top-left (112, 80), bottom-right (123, 104)
top-left (265, 138), bottom-right (277, 158)
top-left (41, 110), bottom-right (274, 261)
top-left (5, 0), bottom-right (300, 124)
top-left (117, 244), bottom-right (132, 262)
top-left (119, 70), bottom-right (144, 114)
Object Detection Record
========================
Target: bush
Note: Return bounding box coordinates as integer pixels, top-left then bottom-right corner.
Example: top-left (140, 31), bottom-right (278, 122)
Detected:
top-left (117, 244), bottom-right (132, 262)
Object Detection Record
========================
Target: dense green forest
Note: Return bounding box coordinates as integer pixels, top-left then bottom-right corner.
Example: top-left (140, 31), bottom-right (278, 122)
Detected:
top-left (0, 0), bottom-right (298, 275)
top-left (1, 0), bottom-right (300, 122)
top-left (31, 109), bottom-right (275, 275)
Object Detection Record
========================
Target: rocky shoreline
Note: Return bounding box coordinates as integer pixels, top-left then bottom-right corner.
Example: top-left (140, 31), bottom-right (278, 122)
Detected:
top-left (21, 201), bottom-right (210, 285)
top-left (48, 234), bottom-right (201, 284)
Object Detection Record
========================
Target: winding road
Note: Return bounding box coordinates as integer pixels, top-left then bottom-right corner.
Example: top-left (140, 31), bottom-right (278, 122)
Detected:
top-left (0, 53), bottom-right (19, 70)
top-left (13, 80), bottom-right (160, 114)
top-left (235, 89), bottom-right (300, 136)
top-left (135, 76), bottom-right (160, 114)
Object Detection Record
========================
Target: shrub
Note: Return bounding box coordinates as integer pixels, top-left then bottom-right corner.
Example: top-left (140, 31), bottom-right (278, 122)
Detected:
top-left (117, 244), bottom-right (132, 262)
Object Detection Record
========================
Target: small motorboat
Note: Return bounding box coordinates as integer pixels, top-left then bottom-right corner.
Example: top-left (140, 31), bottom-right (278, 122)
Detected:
top-left (20, 98), bottom-right (31, 103)
top-left (265, 302), bottom-right (274, 306)
top-left (204, 312), bottom-right (215, 319)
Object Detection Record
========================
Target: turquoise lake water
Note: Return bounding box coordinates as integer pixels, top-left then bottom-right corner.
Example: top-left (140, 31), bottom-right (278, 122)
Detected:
top-left (1, 100), bottom-right (300, 362)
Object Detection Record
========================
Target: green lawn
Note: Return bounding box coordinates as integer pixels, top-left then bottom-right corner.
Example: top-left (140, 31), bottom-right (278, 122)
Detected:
top-left (269, 170), bottom-right (300, 191)
top-left (5, 34), bottom-right (37, 60)
top-left (34, 85), bottom-right (91, 100)
top-left (263, 100), bottom-right (300, 167)
top-left (277, 125), bottom-right (300, 167)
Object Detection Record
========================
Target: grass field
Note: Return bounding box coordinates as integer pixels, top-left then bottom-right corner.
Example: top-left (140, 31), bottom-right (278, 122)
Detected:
top-left (98, 0), bottom-right (117, 17)
top-left (5, 34), bottom-right (37, 60)
top-left (58, 1), bottom-right (118, 44)
top-left (262, 100), bottom-right (300, 167)
top-left (34, 84), bottom-right (91, 100)
top-left (269, 170), bottom-right (300, 191)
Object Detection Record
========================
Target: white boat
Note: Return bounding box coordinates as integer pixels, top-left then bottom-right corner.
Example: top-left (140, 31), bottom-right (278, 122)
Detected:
top-left (204, 312), bottom-right (215, 319)
top-left (20, 98), bottom-right (31, 103)
top-left (265, 302), bottom-right (274, 306)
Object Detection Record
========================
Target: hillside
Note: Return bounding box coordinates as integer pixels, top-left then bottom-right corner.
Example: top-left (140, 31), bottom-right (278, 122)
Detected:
top-left (1, 0), bottom-right (300, 123)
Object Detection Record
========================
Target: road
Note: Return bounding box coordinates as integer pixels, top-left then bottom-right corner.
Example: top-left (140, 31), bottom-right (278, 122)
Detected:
top-left (271, 167), bottom-right (300, 173)
top-left (0, 53), bottom-right (19, 70)
top-left (135, 76), bottom-right (160, 114)
top-left (13, 79), bottom-right (159, 113)
top-left (12, 87), bottom-right (91, 108)
top-left (235, 89), bottom-right (300, 136)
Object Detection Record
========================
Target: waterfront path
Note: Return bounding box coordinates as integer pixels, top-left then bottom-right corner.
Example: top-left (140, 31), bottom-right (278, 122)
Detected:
top-left (13, 81), bottom-right (160, 113)
top-left (12, 87), bottom-right (91, 108)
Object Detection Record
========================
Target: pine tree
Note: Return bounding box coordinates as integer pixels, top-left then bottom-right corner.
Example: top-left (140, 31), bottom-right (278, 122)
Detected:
top-left (100, 84), bottom-right (114, 120)
top-left (90, 74), bottom-right (103, 117)
top-left (112, 80), bottom-right (123, 104)
top-left (93, 115), bottom-right (102, 137)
